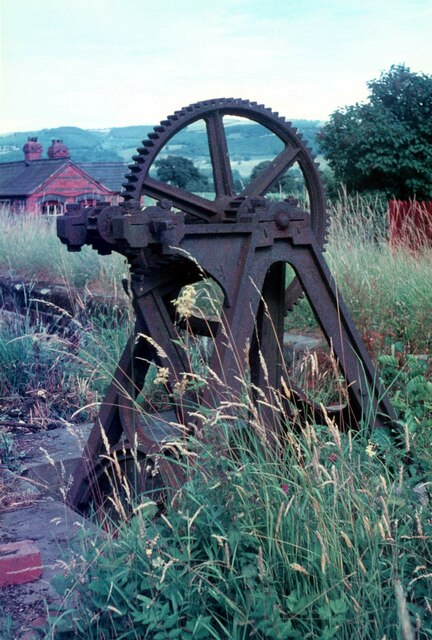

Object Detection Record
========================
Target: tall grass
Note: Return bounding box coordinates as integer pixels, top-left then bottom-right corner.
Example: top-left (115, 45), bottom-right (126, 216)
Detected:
top-left (0, 310), bottom-right (130, 424)
top-left (0, 207), bottom-right (125, 292)
top-left (46, 350), bottom-right (431, 639)
top-left (288, 190), bottom-right (432, 352)
top-left (1, 199), bottom-right (431, 351)
top-left (328, 190), bottom-right (432, 352)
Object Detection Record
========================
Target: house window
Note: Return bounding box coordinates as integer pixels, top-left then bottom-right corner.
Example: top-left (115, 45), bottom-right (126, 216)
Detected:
top-left (41, 201), bottom-right (64, 216)
top-left (38, 194), bottom-right (67, 216)
top-left (75, 194), bottom-right (104, 207)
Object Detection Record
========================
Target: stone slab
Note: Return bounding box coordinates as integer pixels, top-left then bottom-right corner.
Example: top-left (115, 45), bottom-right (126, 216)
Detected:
top-left (16, 423), bottom-right (92, 499)
top-left (1, 468), bottom-right (41, 499)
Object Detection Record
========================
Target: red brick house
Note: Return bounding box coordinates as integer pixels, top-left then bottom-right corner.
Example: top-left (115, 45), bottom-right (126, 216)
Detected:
top-left (0, 138), bottom-right (128, 214)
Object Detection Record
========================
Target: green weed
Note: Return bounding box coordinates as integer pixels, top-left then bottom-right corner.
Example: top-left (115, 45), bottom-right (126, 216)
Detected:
top-left (0, 311), bottom-right (129, 423)
top-left (0, 431), bottom-right (24, 473)
top-left (47, 399), bottom-right (431, 639)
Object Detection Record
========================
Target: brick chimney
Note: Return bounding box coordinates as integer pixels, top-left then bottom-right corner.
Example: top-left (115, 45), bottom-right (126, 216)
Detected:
top-left (23, 137), bottom-right (42, 161)
top-left (47, 139), bottom-right (70, 159)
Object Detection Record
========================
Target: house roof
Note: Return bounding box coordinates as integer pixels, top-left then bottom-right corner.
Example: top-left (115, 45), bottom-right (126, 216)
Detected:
top-left (0, 159), bottom-right (129, 197)
top-left (0, 159), bottom-right (68, 196)
top-left (77, 163), bottom-right (129, 193)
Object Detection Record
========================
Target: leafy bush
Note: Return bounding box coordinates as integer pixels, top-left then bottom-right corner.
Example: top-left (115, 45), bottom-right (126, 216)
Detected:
top-left (379, 344), bottom-right (432, 468)
top-left (155, 156), bottom-right (209, 192)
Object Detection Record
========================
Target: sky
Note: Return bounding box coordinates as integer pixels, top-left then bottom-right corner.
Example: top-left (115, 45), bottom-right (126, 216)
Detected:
top-left (0, 0), bottom-right (431, 134)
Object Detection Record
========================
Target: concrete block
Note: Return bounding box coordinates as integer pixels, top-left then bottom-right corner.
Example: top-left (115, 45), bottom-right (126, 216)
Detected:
top-left (0, 540), bottom-right (42, 587)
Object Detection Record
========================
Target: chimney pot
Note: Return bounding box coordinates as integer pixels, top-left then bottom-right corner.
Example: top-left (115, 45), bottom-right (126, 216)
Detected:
top-left (47, 139), bottom-right (70, 159)
top-left (23, 137), bottom-right (43, 162)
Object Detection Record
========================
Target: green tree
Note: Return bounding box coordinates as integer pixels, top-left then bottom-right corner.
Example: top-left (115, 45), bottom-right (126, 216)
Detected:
top-left (249, 160), bottom-right (298, 194)
top-left (319, 65), bottom-right (432, 200)
top-left (155, 155), bottom-right (209, 191)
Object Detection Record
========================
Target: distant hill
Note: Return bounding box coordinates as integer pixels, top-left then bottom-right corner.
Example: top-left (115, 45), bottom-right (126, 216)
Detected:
top-left (0, 120), bottom-right (323, 164)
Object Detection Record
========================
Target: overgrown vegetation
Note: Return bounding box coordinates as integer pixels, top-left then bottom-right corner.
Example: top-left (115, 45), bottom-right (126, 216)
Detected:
top-left (0, 207), bottom-right (126, 292)
top-left (288, 189), bottom-right (432, 353)
top-left (46, 343), bottom-right (431, 639)
top-left (0, 310), bottom-right (129, 427)
top-left (0, 194), bottom-right (430, 638)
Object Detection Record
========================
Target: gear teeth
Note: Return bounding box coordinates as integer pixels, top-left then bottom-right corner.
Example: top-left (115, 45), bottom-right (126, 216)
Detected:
top-left (132, 154), bottom-right (145, 163)
top-left (148, 132), bottom-right (159, 140)
top-left (128, 164), bottom-right (142, 172)
top-left (154, 125), bottom-right (165, 132)
top-left (322, 215), bottom-right (331, 250)
top-left (286, 291), bottom-right (305, 313)
top-left (122, 183), bottom-right (136, 192)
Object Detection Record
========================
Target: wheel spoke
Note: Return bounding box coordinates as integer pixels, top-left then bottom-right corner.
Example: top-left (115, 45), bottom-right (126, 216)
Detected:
top-left (241, 145), bottom-right (300, 196)
top-left (143, 177), bottom-right (218, 220)
top-left (205, 111), bottom-right (236, 197)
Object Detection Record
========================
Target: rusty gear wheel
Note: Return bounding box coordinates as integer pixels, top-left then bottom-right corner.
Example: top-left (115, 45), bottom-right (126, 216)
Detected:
top-left (123, 98), bottom-right (328, 309)
top-left (60, 99), bottom-right (402, 514)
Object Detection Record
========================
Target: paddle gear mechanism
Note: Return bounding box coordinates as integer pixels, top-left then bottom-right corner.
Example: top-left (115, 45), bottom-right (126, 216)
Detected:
top-left (57, 98), bottom-right (399, 512)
